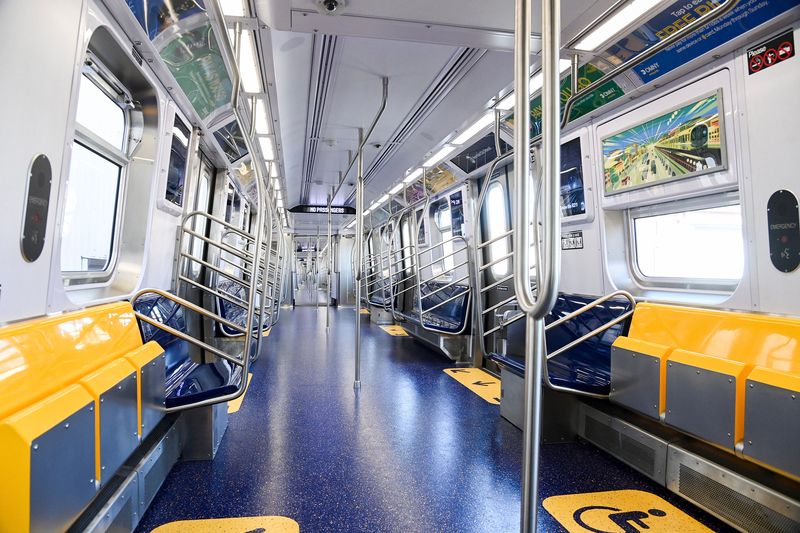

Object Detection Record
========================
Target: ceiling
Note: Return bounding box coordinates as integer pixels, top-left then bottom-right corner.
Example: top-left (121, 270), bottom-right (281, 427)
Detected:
top-left (255, 0), bottom-right (621, 233)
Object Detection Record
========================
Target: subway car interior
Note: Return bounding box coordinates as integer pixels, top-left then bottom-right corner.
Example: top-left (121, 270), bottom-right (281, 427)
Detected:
top-left (2, 0), bottom-right (800, 531)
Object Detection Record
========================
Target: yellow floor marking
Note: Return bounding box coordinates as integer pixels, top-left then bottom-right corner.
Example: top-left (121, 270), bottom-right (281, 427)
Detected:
top-left (152, 516), bottom-right (299, 533)
top-left (262, 328), bottom-right (271, 337)
top-left (443, 368), bottom-right (501, 405)
top-left (227, 373), bottom-right (253, 414)
top-left (380, 325), bottom-right (409, 336)
top-left (359, 308), bottom-right (370, 315)
top-left (543, 490), bottom-right (712, 533)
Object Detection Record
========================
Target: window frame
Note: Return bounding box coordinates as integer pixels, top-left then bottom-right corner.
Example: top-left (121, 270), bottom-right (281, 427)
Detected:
top-left (62, 61), bottom-right (132, 284)
top-left (625, 191), bottom-right (743, 292)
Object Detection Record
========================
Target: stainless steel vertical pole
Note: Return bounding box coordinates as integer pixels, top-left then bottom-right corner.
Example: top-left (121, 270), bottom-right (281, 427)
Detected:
top-left (354, 127), bottom-right (364, 389)
top-left (516, 0), bottom-right (562, 530)
top-left (326, 188), bottom-right (332, 330)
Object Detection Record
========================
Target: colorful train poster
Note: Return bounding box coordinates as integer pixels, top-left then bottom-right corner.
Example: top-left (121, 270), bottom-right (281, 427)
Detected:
top-left (602, 91), bottom-right (724, 195)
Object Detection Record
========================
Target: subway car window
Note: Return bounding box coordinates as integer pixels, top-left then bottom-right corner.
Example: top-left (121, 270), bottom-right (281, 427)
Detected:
top-left (434, 201), bottom-right (454, 273)
top-left (61, 71), bottom-right (129, 275)
top-left (486, 182), bottom-right (510, 277)
top-left (632, 201), bottom-right (744, 282)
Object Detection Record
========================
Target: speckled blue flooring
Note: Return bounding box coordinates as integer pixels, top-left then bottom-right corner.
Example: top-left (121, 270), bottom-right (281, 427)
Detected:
top-left (137, 307), bottom-right (734, 532)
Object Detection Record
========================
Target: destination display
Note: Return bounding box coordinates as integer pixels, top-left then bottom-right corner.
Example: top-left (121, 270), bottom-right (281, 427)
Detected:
top-left (602, 91), bottom-right (724, 195)
top-left (289, 205), bottom-right (357, 215)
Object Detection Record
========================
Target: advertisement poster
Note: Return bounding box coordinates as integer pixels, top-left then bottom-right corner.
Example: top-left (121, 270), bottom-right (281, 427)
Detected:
top-left (405, 182), bottom-right (426, 204)
top-left (602, 92), bottom-right (724, 195)
top-left (600, 0), bottom-right (798, 83)
top-left (424, 166), bottom-right (457, 195)
top-left (505, 63), bottom-right (627, 137)
top-left (126, 0), bottom-right (206, 41)
top-left (213, 120), bottom-right (248, 162)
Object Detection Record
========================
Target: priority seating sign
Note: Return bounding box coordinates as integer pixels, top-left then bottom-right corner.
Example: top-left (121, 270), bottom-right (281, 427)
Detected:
top-left (543, 490), bottom-right (712, 533)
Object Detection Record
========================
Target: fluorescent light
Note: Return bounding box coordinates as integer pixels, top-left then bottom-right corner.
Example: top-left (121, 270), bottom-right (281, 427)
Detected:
top-left (255, 98), bottom-right (270, 135)
top-left (239, 31), bottom-right (262, 93)
top-left (403, 168), bottom-right (423, 184)
top-left (276, 190), bottom-right (283, 200)
top-left (272, 178), bottom-right (281, 190)
top-left (377, 194), bottom-right (390, 205)
top-left (259, 137), bottom-right (275, 160)
top-left (423, 145), bottom-right (456, 168)
top-left (220, 0), bottom-right (246, 17)
top-left (270, 163), bottom-right (278, 178)
top-left (575, 0), bottom-right (662, 51)
top-left (276, 198), bottom-right (284, 208)
top-left (453, 112), bottom-right (494, 145)
top-left (389, 182), bottom-right (404, 194)
top-left (345, 219), bottom-right (356, 229)
top-left (495, 59), bottom-right (573, 110)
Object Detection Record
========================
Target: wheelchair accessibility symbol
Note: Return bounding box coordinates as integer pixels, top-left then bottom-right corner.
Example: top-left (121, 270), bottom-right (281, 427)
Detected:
top-left (543, 490), bottom-right (713, 533)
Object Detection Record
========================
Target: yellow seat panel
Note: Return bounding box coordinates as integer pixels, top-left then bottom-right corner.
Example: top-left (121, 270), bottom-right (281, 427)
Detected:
top-left (0, 302), bottom-right (143, 419)
top-left (629, 303), bottom-right (800, 369)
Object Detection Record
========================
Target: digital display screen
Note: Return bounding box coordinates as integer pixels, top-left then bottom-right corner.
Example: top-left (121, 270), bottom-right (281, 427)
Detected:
top-left (450, 191), bottom-right (464, 236)
top-left (560, 138), bottom-right (586, 218)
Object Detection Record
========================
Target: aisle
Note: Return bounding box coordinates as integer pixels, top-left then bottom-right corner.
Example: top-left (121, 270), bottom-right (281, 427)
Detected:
top-left (137, 307), bottom-right (732, 532)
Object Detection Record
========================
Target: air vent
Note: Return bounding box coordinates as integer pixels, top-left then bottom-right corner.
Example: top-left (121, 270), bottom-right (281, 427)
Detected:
top-left (578, 404), bottom-right (667, 484)
top-left (677, 464), bottom-right (799, 533)
top-left (301, 35), bottom-right (338, 203)
top-left (344, 47), bottom-right (487, 204)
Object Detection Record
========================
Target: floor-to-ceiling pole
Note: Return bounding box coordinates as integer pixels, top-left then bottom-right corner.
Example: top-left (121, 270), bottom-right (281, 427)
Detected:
top-left (354, 128), bottom-right (364, 389)
top-left (326, 187), bottom-right (332, 330)
top-left (518, 0), bottom-right (562, 530)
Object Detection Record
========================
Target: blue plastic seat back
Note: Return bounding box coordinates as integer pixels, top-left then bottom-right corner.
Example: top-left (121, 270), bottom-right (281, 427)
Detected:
top-left (493, 294), bottom-right (632, 394)
top-left (416, 280), bottom-right (470, 333)
top-left (132, 294), bottom-right (190, 378)
top-left (216, 277), bottom-right (266, 336)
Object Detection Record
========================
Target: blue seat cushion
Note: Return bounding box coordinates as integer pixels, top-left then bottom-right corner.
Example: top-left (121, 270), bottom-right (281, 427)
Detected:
top-left (166, 358), bottom-right (243, 409)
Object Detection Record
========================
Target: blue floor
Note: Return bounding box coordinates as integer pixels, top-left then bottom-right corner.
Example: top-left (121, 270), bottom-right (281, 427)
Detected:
top-left (137, 306), bottom-right (734, 532)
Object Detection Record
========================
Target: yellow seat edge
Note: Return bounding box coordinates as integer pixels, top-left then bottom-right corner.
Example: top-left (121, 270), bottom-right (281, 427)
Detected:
top-left (612, 336), bottom-right (671, 358)
top-left (0, 385), bottom-right (95, 533)
top-left (747, 366), bottom-right (800, 393)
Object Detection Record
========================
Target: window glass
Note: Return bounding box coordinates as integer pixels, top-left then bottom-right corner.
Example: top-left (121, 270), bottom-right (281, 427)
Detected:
top-left (486, 183), bottom-right (510, 277)
top-left (633, 204), bottom-right (744, 280)
top-left (401, 217), bottom-right (412, 273)
top-left (61, 143), bottom-right (120, 272)
top-left (166, 116), bottom-right (190, 207)
top-left (75, 75), bottom-right (126, 149)
top-left (190, 166), bottom-right (211, 277)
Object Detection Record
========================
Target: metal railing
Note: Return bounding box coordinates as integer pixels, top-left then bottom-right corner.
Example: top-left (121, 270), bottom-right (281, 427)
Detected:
top-left (128, 0), bottom-right (291, 412)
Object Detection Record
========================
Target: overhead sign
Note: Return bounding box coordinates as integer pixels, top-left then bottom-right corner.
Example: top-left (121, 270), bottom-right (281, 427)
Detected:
top-left (748, 29), bottom-right (795, 74)
top-left (543, 490), bottom-right (712, 533)
top-left (289, 204), bottom-right (356, 215)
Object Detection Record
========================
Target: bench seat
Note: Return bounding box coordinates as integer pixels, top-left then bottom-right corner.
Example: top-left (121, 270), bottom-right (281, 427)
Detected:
top-left (610, 302), bottom-right (800, 479)
top-left (0, 302), bottom-right (164, 532)
top-left (487, 294), bottom-right (633, 396)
